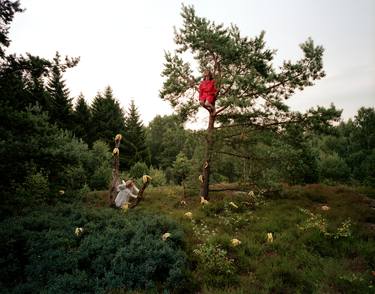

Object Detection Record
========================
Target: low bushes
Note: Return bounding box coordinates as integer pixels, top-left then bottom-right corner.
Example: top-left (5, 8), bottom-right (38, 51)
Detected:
top-left (0, 205), bottom-right (191, 293)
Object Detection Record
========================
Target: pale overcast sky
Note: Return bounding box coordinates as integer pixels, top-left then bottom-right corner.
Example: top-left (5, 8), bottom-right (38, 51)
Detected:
top-left (7, 0), bottom-right (375, 127)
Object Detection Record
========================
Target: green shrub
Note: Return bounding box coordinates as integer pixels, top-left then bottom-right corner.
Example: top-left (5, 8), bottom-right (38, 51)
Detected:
top-left (0, 205), bottom-right (191, 293)
top-left (193, 243), bottom-right (237, 287)
top-left (90, 164), bottom-right (111, 190)
top-left (318, 152), bottom-right (350, 182)
top-left (15, 170), bottom-right (50, 207)
top-left (87, 140), bottom-right (112, 190)
top-left (149, 166), bottom-right (167, 187)
top-left (129, 162), bottom-right (149, 179)
top-left (172, 151), bottom-right (191, 185)
top-left (59, 164), bottom-right (87, 191)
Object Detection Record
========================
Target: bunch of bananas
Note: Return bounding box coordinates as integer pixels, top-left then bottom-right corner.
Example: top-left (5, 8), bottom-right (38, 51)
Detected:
top-left (112, 147), bottom-right (119, 155)
top-left (231, 238), bottom-right (241, 246)
top-left (142, 175), bottom-right (152, 183)
top-left (75, 227), bottom-right (84, 237)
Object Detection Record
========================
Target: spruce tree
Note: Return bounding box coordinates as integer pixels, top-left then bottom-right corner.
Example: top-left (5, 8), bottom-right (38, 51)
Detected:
top-left (47, 51), bottom-right (74, 130)
top-left (123, 100), bottom-right (149, 169)
top-left (90, 86), bottom-right (125, 147)
top-left (73, 93), bottom-right (91, 144)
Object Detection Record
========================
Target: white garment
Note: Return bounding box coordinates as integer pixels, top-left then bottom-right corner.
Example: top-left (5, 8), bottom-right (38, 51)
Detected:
top-left (115, 184), bottom-right (139, 207)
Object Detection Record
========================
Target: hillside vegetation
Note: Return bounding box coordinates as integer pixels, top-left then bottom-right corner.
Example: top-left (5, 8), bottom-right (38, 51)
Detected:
top-left (2, 184), bottom-right (374, 293)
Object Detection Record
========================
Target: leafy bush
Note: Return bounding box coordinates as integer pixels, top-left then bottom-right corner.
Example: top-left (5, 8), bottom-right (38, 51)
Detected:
top-left (172, 152), bottom-right (191, 185)
top-left (14, 170), bottom-right (50, 207)
top-left (357, 149), bottom-right (375, 187)
top-left (193, 243), bottom-right (236, 287)
top-left (0, 205), bottom-right (191, 293)
top-left (89, 164), bottom-right (111, 190)
top-left (87, 140), bottom-right (112, 190)
top-left (129, 162), bottom-right (149, 179)
top-left (149, 166), bottom-right (167, 187)
top-left (318, 152), bottom-right (350, 182)
top-left (59, 164), bottom-right (87, 191)
top-left (0, 107), bottom-right (96, 213)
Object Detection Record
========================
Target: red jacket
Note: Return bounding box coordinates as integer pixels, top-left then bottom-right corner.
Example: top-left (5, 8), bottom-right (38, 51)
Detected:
top-left (199, 80), bottom-right (217, 104)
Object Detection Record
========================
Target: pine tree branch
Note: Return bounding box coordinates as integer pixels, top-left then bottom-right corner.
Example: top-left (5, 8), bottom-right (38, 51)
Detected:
top-left (215, 150), bottom-right (254, 160)
top-left (214, 116), bottom-right (304, 130)
top-left (214, 105), bottom-right (229, 116)
top-left (237, 60), bottom-right (313, 101)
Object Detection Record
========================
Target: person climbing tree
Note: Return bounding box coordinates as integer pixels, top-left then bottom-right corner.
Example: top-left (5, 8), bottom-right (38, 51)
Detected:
top-left (160, 5), bottom-right (339, 201)
top-left (199, 70), bottom-right (217, 112)
top-left (114, 180), bottom-right (139, 209)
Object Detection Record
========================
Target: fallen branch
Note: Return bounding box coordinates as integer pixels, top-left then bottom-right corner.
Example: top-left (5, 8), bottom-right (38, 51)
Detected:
top-left (209, 188), bottom-right (249, 192)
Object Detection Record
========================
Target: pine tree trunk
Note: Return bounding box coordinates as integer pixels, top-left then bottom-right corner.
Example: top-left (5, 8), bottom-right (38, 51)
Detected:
top-left (200, 112), bottom-right (215, 200)
top-left (109, 136), bottom-right (122, 206)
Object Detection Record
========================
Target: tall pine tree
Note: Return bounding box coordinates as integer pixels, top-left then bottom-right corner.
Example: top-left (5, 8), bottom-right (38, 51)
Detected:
top-left (73, 93), bottom-right (91, 144)
top-left (47, 51), bottom-right (77, 130)
top-left (160, 5), bottom-right (341, 199)
top-left (90, 86), bottom-right (125, 147)
top-left (123, 100), bottom-right (149, 169)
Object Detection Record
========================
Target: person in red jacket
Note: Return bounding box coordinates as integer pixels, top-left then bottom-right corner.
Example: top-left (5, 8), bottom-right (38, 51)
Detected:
top-left (199, 70), bottom-right (217, 112)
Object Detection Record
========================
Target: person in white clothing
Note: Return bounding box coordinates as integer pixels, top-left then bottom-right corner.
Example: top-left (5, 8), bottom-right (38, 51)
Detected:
top-left (115, 180), bottom-right (139, 208)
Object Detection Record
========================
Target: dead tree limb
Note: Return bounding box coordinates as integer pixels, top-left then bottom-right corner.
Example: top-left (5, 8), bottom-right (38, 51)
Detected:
top-left (130, 176), bottom-right (152, 208)
top-left (109, 134), bottom-right (122, 206)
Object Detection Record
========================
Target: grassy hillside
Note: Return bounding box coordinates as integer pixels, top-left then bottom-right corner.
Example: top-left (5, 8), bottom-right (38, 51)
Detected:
top-left (86, 184), bottom-right (375, 293)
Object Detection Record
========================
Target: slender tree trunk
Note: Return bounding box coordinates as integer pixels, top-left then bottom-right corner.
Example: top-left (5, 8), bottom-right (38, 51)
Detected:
top-left (129, 180), bottom-right (150, 208)
top-left (200, 112), bottom-right (215, 200)
top-left (109, 135), bottom-right (122, 206)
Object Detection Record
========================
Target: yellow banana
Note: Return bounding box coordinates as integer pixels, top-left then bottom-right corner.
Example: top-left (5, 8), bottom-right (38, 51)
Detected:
top-left (142, 175), bottom-right (152, 183)
top-left (231, 238), bottom-right (241, 246)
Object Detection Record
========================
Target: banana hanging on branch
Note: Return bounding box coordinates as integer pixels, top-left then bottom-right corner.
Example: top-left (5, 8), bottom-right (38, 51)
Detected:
top-left (115, 134), bottom-right (122, 141)
top-left (142, 175), bottom-right (152, 184)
